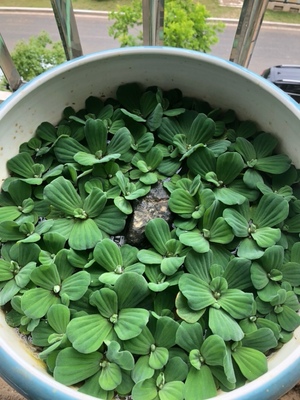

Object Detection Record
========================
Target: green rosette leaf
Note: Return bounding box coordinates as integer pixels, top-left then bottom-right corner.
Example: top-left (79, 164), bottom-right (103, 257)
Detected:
top-left (84, 118), bottom-right (108, 154)
top-left (176, 321), bottom-right (204, 353)
top-left (93, 204), bottom-right (127, 235)
top-left (0, 280), bottom-right (21, 306)
top-left (209, 308), bottom-right (244, 341)
top-left (231, 346), bottom-right (267, 381)
top-left (54, 347), bottom-right (102, 385)
top-left (60, 270), bottom-right (90, 301)
top-left (149, 347), bottom-right (169, 369)
top-left (66, 314), bottom-right (113, 353)
top-left (175, 292), bottom-right (205, 323)
top-left (237, 238), bottom-right (265, 260)
top-left (283, 214), bottom-right (300, 233)
top-left (94, 238), bottom-right (123, 272)
top-left (209, 217), bottom-right (234, 244)
top-left (255, 154), bottom-right (291, 174)
top-left (161, 256), bottom-right (185, 276)
top-left (253, 193), bottom-right (289, 227)
top-left (216, 152), bottom-right (245, 185)
top-left (234, 137), bottom-right (256, 162)
top-left (214, 187), bottom-right (247, 206)
top-left (7, 152), bottom-right (36, 178)
top-left (47, 304), bottom-right (70, 334)
top-left (187, 113), bottom-right (215, 146)
top-left (223, 208), bottom-right (248, 237)
top-left (90, 288), bottom-right (118, 318)
top-left (147, 103), bottom-right (163, 131)
top-left (54, 137), bottom-right (89, 163)
top-left (157, 116), bottom-right (181, 144)
top-left (21, 287), bottom-right (60, 319)
top-left (114, 270), bottom-right (149, 307)
top-left (145, 218), bottom-right (171, 255)
top-left (179, 274), bottom-right (215, 311)
top-left (0, 206), bottom-right (21, 222)
top-left (184, 366), bottom-right (217, 400)
top-left (114, 308), bottom-right (150, 341)
top-left (253, 132), bottom-right (278, 158)
top-left (276, 305), bottom-right (300, 332)
top-left (218, 289), bottom-right (254, 319)
top-left (155, 316), bottom-right (179, 348)
top-left (99, 362), bottom-right (122, 391)
top-left (14, 261), bottom-right (36, 288)
top-left (251, 227), bottom-right (281, 248)
top-left (187, 146), bottom-right (216, 178)
top-left (242, 328), bottom-right (278, 353)
top-left (83, 188), bottom-right (107, 218)
top-left (168, 189), bottom-right (197, 217)
top-left (108, 127), bottom-right (132, 156)
top-left (179, 230), bottom-right (210, 253)
top-left (44, 176), bottom-right (82, 215)
top-left (159, 381), bottom-right (185, 400)
top-left (250, 262), bottom-right (269, 290)
top-left (131, 356), bottom-right (155, 385)
top-left (138, 249), bottom-right (163, 264)
top-left (201, 335), bottom-right (226, 366)
top-left (131, 378), bottom-right (158, 400)
top-left (123, 326), bottom-right (153, 355)
top-left (68, 219), bottom-right (103, 251)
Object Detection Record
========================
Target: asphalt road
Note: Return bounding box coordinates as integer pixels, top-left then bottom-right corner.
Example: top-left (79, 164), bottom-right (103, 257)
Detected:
top-left (0, 9), bottom-right (300, 75)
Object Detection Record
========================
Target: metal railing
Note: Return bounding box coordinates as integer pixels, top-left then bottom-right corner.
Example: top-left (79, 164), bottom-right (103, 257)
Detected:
top-left (0, 0), bottom-right (270, 93)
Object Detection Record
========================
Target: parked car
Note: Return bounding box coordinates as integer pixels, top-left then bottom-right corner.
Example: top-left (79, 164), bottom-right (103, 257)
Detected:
top-left (261, 65), bottom-right (300, 103)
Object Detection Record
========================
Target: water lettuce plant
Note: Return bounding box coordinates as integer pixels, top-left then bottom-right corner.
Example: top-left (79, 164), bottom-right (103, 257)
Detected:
top-left (1, 82), bottom-right (300, 400)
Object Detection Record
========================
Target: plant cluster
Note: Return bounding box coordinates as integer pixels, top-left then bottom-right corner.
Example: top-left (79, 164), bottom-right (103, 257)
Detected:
top-left (108, 0), bottom-right (224, 52)
top-left (1, 82), bottom-right (300, 400)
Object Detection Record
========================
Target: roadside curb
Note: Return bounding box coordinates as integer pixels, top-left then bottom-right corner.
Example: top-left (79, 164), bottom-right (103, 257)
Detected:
top-left (1, 7), bottom-right (300, 29)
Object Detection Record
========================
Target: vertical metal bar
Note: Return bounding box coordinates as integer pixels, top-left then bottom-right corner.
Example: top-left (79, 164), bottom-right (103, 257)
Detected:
top-left (143, 0), bottom-right (164, 46)
top-left (51, 0), bottom-right (83, 60)
top-left (0, 34), bottom-right (23, 91)
top-left (229, 0), bottom-right (269, 68)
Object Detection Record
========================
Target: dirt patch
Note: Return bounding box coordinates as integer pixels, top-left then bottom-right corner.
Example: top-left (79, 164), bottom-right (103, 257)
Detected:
top-left (0, 377), bottom-right (299, 399)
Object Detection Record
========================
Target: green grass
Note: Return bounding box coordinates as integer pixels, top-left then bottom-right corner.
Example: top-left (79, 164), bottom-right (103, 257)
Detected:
top-left (2, 0), bottom-right (300, 23)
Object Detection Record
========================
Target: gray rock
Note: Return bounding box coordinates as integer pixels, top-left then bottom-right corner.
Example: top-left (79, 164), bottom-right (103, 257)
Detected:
top-left (126, 181), bottom-right (173, 247)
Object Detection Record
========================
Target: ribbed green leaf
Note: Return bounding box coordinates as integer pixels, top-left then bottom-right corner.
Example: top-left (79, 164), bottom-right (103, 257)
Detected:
top-left (44, 176), bottom-right (82, 215)
top-left (209, 308), bottom-right (244, 341)
top-left (187, 113), bottom-right (215, 146)
top-left (184, 366), bottom-right (217, 400)
top-left (47, 304), bottom-right (70, 333)
top-left (251, 227), bottom-right (281, 248)
top-left (175, 321), bottom-right (204, 352)
top-left (216, 152), bottom-right (245, 185)
top-left (99, 362), bottom-right (122, 391)
top-left (234, 137), bottom-right (256, 162)
top-left (54, 347), bottom-right (102, 385)
top-left (232, 346), bottom-right (267, 381)
top-left (115, 308), bottom-right (149, 340)
top-left (131, 377), bottom-right (157, 400)
top-left (67, 314), bottom-right (112, 353)
top-left (68, 219), bottom-right (103, 251)
top-left (149, 347), bottom-right (168, 369)
top-left (218, 289), bottom-right (254, 319)
top-left (94, 238), bottom-right (123, 271)
top-left (115, 272), bottom-right (149, 309)
top-left (255, 154), bottom-right (291, 174)
top-left (145, 218), bottom-right (171, 255)
top-left (179, 274), bottom-right (214, 311)
top-left (84, 118), bottom-right (108, 154)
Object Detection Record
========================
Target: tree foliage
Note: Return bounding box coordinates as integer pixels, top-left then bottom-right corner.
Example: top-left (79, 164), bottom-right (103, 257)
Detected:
top-left (10, 31), bottom-right (66, 82)
top-left (108, 0), bottom-right (225, 52)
